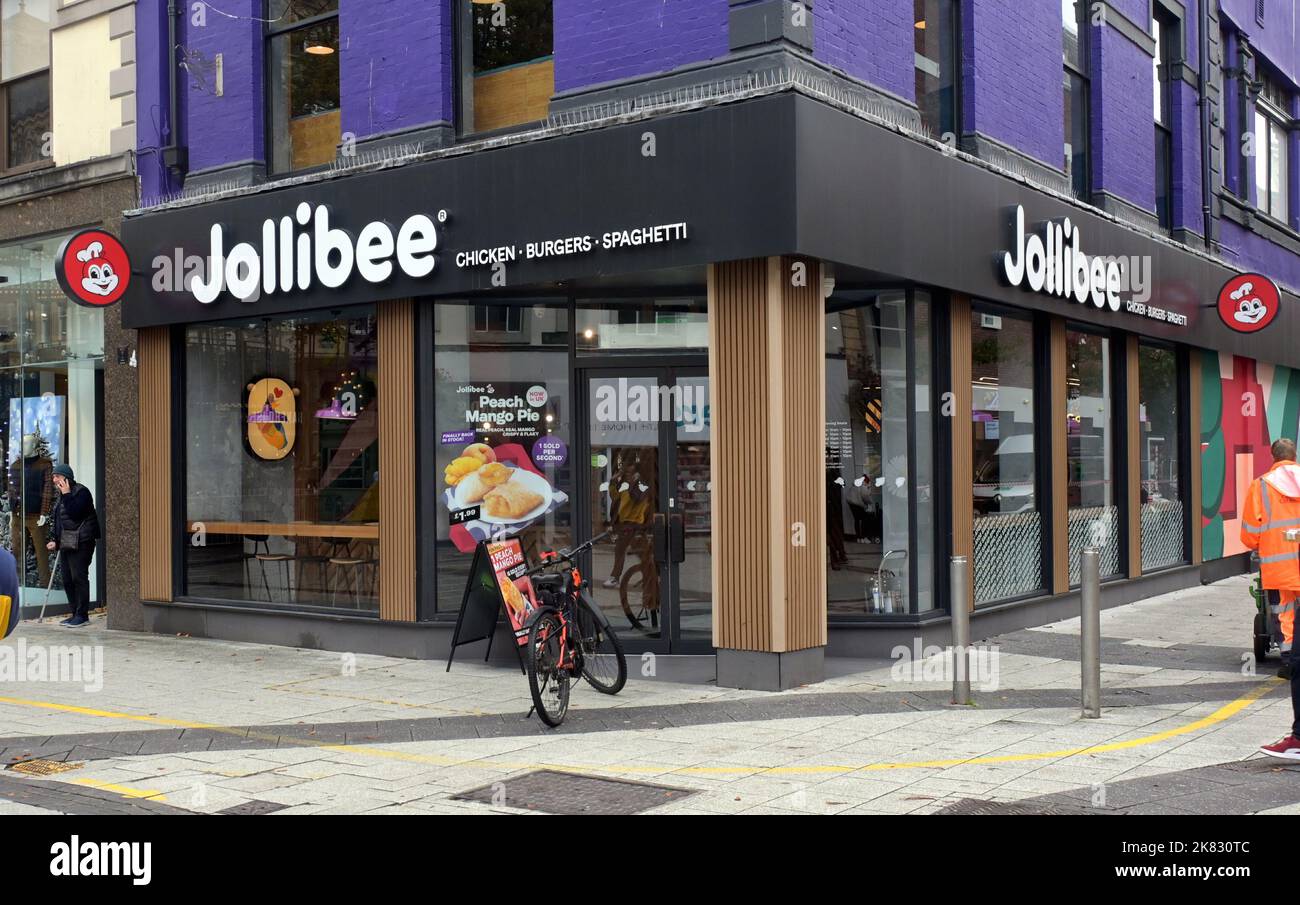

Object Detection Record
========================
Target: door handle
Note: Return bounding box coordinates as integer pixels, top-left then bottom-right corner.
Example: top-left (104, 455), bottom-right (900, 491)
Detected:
top-left (652, 513), bottom-right (667, 565)
top-left (669, 513), bottom-right (686, 563)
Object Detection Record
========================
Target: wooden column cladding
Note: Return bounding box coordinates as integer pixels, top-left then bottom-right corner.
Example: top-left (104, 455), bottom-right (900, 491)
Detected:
top-left (949, 295), bottom-right (973, 611)
top-left (708, 257), bottom-right (826, 653)
top-left (1126, 335), bottom-right (1142, 577)
top-left (138, 327), bottom-right (173, 602)
top-left (377, 299), bottom-right (416, 622)
top-left (1049, 318), bottom-right (1068, 595)
top-left (1189, 350), bottom-right (1203, 565)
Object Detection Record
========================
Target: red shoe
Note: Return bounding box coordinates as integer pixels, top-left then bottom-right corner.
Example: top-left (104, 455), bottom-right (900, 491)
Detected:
top-left (1260, 735), bottom-right (1300, 760)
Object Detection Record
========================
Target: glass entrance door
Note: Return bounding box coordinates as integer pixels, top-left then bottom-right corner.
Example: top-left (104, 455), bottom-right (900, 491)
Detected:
top-left (581, 367), bottom-right (711, 653)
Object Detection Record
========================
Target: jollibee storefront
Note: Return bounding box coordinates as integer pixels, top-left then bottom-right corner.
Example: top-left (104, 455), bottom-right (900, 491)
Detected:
top-left (120, 90), bottom-right (1300, 690)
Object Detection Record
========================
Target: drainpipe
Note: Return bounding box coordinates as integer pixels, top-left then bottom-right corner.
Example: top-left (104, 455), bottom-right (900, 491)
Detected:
top-left (1199, 0), bottom-right (1213, 250)
top-left (162, 0), bottom-right (187, 179)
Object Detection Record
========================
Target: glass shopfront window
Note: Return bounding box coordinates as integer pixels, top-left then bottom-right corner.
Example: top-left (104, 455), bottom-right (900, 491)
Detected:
top-left (433, 300), bottom-right (570, 613)
top-left (0, 233), bottom-right (104, 609)
top-left (971, 306), bottom-right (1042, 602)
top-left (183, 308), bottom-right (379, 612)
top-left (1138, 342), bottom-right (1185, 570)
top-left (575, 298), bottom-right (707, 351)
top-left (1065, 327), bottom-right (1119, 583)
top-left (825, 290), bottom-right (934, 616)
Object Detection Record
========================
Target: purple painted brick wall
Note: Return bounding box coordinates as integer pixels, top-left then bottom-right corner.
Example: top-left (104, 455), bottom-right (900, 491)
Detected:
top-left (1172, 81), bottom-right (1204, 234)
top-left (136, 0), bottom-right (177, 203)
top-left (962, 0), bottom-right (1061, 168)
top-left (183, 0), bottom-right (263, 175)
top-left (341, 0), bottom-right (454, 138)
top-left (1090, 19), bottom-right (1155, 212)
top-left (1221, 219), bottom-right (1300, 293)
top-left (815, 0), bottom-right (913, 100)
top-left (1221, 0), bottom-right (1298, 86)
top-left (553, 0), bottom-right (728, 93)
top-left (1222, 28), bottom-right (1243, 197)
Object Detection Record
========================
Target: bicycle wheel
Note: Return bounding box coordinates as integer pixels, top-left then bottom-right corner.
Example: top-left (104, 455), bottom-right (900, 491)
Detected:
top-left (525, 609), bottom-right (571, 727)
top-left (574, 596), bottom-right (627, 695)
top-left (620, 566), bottom-right (658, 632)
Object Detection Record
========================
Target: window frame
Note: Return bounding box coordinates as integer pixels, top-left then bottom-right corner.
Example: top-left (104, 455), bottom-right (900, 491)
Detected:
top-left (1253, 73), bottom-right (1292, 225)
top-left (1063, 321), bottom-right (1123, 584)
top-left (1153, 9), bottom-right (1178, 231)
top-left (1134, 337), bottom-right (1191, 572)
top-left (823, 286), bottom-right (939, 622)
top-left (0, 0), bottom-right (52, 176)
top-left (1063, 0), bottom-right (1090, 200)
top-left (455, 0), bottom-right (556, 138)
top-left (967, 300), bottom-right (1051, 606)
top-left (264, 1), bottom-right (341, 177)
top-left (913, 0), bottom-right (961, 142)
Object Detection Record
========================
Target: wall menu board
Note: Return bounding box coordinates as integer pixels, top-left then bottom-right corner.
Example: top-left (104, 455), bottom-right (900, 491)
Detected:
top-left (446, 537), bottom-right (545, 670)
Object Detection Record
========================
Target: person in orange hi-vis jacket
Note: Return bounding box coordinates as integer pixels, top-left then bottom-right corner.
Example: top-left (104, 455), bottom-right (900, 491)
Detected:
top-left (1248, 439), bottom-right (1300, 759)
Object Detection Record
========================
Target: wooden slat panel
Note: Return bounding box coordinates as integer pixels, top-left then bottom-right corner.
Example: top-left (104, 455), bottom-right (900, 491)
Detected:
top-left (1050, 318), bottom-right (1068, 595)
top-left (709, 259), bottom-right (773, 651)
top-left (138, 327), bottom-right (172, 602)
top-left (377, 299), bottom-right (416, 622)
top-left (1189, 350), bottom-right (1203, 565)
top-left (1127, 335), bottom-right (1142, 577)
top-left (949, 295), bottom-right (973, 611)
top-left (780, 257), bottom-right (827, 650)
top-left (709, 257), bottom-right (826, 653)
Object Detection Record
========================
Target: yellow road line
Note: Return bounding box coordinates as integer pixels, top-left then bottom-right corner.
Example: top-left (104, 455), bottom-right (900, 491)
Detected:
top-left (68, 777), bottom-right (167, 801)
top-left (0, 679), bottom-right (1279, 778)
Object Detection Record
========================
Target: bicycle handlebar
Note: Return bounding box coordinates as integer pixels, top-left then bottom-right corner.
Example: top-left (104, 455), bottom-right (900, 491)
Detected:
top-left (524, 531), bottom-right (611, 576)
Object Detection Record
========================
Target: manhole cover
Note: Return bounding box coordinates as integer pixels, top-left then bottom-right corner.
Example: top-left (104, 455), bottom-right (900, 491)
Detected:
top-left (219, 799), bottom-right (289, 816)
top-left (8, 759), bottom-right (83, 777)
top-left (937, 797), bottom-right (1098, 816)
top-left (453, 770), bottom-right (694, 815)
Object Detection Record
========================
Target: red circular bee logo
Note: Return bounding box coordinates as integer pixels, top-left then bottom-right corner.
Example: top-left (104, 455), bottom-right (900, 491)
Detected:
top-left (55, 229), bottom-right (131, 309)
top-left (1218, 272), bottom-right (1280, 333)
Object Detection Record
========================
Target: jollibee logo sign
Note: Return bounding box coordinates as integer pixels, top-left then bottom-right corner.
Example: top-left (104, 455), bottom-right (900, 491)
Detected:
top-left (55, 229), bottom-right (131, 308)
top-left (1218, 273), bottom-right (1280, 333)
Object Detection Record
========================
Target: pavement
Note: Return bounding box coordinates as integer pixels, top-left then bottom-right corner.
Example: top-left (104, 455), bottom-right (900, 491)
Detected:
top-left (0, 574), bottom-right (1297, 815)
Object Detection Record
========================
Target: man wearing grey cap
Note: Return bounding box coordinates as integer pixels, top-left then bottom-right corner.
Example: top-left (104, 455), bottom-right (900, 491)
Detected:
top-left (44, 464), bottom-right (99, 627)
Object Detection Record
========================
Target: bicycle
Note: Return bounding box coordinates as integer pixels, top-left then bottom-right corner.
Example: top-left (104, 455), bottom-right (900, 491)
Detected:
top-left (523, 531), bottom-right (628, 727)
top-left (617, 530), bottom-right (660, 633)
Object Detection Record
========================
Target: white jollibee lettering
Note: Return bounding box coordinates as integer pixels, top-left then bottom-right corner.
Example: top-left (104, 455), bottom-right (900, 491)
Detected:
top-left (187, 203), bottom-right (441, 303)
top-left (1000, 204), bottom-right (1122, 312)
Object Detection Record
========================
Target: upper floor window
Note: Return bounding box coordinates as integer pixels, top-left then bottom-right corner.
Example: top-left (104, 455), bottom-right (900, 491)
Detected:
top-left (1153, 11), bottom-right (1175, 230)
top-left (913, 0), bottom-right (958, 140)
top-left (462, 0), bottom-right (553, 134)
top-left (267, 0), bottom-right (339, 175)
top-left (1063, 0), bottom-right (1089, 199)
top-left (1, 0), bottom-right (50, 171)
top-left (1255, 72), bottom-right (1290, 223)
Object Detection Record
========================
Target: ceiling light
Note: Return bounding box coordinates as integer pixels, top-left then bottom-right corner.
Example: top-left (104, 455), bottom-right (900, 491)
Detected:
top-left (304, 42), bottom-right (335, 55)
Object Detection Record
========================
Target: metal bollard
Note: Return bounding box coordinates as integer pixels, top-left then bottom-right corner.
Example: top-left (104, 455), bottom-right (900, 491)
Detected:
top-left (950, 555), bottom-right (971, 705)
top-left (1080, 547), bottom-right (1102, 718)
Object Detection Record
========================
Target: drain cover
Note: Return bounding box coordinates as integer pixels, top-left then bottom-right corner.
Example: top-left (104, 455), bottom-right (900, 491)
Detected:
top-left (219, 799), bottom-right (289, 816)
top-left (937, 797), bottom-right (1098, 816)
top-left (453, 770), bottom-right (694, 815)
top-left (9, 759), bottom-right (83, 777)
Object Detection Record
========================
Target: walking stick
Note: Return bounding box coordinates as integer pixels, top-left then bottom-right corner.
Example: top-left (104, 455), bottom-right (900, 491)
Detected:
top-left (38, 549), bottom-right (61, 622)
